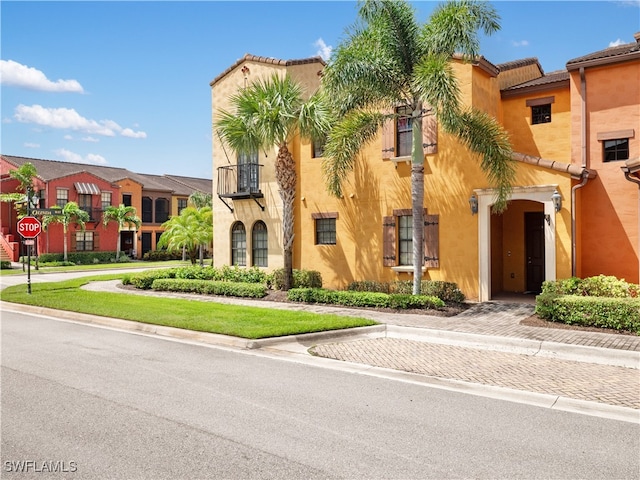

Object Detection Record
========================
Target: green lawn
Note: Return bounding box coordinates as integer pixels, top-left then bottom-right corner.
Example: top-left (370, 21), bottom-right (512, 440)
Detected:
top-left (0, 275), bottom-right (377, 339)
top-left (0, 260), bottom-right (192, 275)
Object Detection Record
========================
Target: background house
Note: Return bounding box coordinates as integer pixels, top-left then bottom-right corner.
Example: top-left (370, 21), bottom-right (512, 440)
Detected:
top-left (0, 155), bottom-right (212, 261)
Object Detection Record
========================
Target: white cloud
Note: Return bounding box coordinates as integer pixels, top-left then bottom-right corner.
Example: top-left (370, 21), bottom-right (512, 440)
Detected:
top-left (14, 104), bottom-right (146, 139)
top-left (314, 38), bottom-right (333, 61)
top-left (54, 148), bottom-right (107, 165)
top-left (0, 60), bottom-right (84, 93)
top-left (121, 128), bottom-right (147, 139)
top-left (82, 136), bottom-right (100, 143)
top-left (24, 142), bottom-right (40, 148)
top-left (511, 40), bottom-right (530, 47)
top-left (64, 134), bottom-right (73, 140)
top-left (609, 38), bottom-right (626, 47)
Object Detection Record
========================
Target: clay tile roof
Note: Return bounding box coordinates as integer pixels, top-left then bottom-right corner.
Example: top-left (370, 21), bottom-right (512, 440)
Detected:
top-left (209, 53), bottom-right (326, 86)
top-left (503, 69), bottom-right (570, 91)
top-left (566, 37), bottom-right (640, 70)
top-left (512, 152), bottom-right (589, 179)
top-left (497, 57), bottom-right (544, 74)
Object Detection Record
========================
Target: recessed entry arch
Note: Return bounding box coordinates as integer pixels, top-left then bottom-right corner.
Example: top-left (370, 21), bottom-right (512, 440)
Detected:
top-left (476, 185), bottom-right (559, 302)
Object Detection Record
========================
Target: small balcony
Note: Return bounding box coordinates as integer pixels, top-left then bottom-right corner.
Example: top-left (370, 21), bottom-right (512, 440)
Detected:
top-left (79, 207), bottom-right (99, 222)
top-left (217, 164), bottom-right (264, 199)
top-left (217, 164), bottom-right (265, 212)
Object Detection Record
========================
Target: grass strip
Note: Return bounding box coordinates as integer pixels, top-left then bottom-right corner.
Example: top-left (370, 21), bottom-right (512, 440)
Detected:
top-left (1, 275), bottom-right (377, 339)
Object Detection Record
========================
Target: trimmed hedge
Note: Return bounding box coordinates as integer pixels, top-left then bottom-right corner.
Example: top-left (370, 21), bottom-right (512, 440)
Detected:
top-left (270, 268), bottom-right (323, 289)
top-left (347, 279), bottom-right (465, 303)
top-left (123, 265), bottom-right (269, 290)
top-left (536, 293), bottom-right (640, 333)
top-left (287, 288), bottom-right (445, 310)
top-left (38, 251), bottom-right (119, 264)
top-left (541, 275), bottom-right (638, 298)
top-left (151, 278), bottom-right (267, 298)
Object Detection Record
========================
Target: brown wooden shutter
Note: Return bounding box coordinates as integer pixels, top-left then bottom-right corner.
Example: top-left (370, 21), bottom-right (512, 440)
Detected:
top-left (70, 233), bottom-right (76, 252)
top-left (422, 106), bottom-right (437, 155)
top-left (424, 213), bottom-right (439, 268)
top-left (381, 118), bottom-right (395, 159)
top-left (382, 216), bottom-right (396, 266)
top-left (93, 231), bottom-right (100, 250)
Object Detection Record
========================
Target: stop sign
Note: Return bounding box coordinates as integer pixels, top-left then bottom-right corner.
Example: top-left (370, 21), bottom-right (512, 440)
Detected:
top-left (17, 216), bottom-right (42, 239)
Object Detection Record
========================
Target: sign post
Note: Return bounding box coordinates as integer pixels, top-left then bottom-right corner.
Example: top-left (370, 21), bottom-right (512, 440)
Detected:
top-left (17, 189), bottom-right (42, 294)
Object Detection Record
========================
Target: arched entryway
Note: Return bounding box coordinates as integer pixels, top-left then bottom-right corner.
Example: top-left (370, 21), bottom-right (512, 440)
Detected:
top-left (475, 185), bottom-right (559, 302)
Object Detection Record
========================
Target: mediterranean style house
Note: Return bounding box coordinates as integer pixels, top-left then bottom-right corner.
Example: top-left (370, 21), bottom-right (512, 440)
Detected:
top-left (0, 155), bottom-right (212, 262)
top-left (211, 33), bottom-right (639, 302)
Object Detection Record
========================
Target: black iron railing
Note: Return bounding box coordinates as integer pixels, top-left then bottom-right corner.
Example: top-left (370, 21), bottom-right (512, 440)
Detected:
top-left (217, 164), bottom-right (264, 199)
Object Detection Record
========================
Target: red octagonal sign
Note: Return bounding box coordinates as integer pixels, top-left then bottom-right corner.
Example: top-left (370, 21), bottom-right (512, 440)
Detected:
top-left (17, 216), bottom-right (42, 239)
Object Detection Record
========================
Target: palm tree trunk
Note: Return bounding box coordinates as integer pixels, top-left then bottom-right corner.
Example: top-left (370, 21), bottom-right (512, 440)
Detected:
top-left (63, 226), bottom-right (69, 263)
top-left (411, 107), bottom-right (425, 295)
top-left (276, 144), bottom-right (296, 290)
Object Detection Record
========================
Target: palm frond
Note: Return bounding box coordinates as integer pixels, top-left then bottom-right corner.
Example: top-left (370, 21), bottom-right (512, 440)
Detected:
top-left (322, 110), bottom-right (387, 197)
top-left (421, 0), bottom-right (500, 60)
top-left (412, 54), bottom-right (462, 127)
top-left (452, 108), bottom-right (516, 212)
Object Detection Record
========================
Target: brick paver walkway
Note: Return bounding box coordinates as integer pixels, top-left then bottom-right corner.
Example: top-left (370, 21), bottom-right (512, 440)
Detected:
top-left (311, 338), bottom-right (640, 409)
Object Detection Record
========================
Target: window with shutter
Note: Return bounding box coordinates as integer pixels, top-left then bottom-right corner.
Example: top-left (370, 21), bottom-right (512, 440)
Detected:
top-left (424, 214), bottom-right (439, 268)
top-left (381, 106), bottom-right (438, 160)
top-left (382, 209), bottom-right (439, 268)
top-left (382, 216), bottom-right (396, 266)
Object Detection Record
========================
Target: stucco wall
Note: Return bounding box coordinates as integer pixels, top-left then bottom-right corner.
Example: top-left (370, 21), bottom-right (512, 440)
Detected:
top-left (570, 60), bottom-right (639, 282)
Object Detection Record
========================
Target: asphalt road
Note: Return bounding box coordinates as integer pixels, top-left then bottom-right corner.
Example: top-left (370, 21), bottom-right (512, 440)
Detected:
top-left (2, 310), bottom-right (639, 479)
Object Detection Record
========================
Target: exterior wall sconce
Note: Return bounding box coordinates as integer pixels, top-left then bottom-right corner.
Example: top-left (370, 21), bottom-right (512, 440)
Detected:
top-left (469, 193), bottom-right (478, 215)
top-left (551, 189), bottom-right (562, 212)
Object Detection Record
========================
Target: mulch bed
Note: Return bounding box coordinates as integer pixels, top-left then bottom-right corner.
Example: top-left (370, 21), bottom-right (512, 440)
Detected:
top-left (520, 314), bottom-right (637, 336)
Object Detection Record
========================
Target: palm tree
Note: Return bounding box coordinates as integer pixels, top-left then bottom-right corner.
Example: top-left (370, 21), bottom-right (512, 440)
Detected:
top-left (42, 202), bottom-right (90, 262)
top-left (157, 206), bottom-right (212, 265)
top-left (322, 0), bottom-right (515, 294)
top-left (102, 204), bottom-right (142, 260)
top-left (188, 191), bottom-right (212, 209)
top-left (216, 73), bottom-right (330, 290)
top-left (1, 162), bottom-right (38, 210)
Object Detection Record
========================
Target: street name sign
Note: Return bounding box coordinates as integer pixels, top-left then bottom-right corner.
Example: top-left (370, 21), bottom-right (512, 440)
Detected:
top-left (31, 208), bottom-right (62, 216)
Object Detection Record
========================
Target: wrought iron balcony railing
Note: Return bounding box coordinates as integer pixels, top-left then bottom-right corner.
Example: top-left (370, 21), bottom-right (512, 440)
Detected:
top-left (217, 164), bottom-right (265, 212)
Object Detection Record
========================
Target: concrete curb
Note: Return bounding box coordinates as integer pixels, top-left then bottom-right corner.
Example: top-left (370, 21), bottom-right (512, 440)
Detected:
top-left (385, 325), bottom-right (640, 369)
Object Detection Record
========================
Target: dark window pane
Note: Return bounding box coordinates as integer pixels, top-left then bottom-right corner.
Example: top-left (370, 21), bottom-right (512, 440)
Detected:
top-left (252, 221), bottom-right (268, 267)
top-left (315, 218), bottom-right (336, 245)
top-left (142, 197), bottom-right (152, 223)
top-left (231, 222), bottom-right (246, 266)
top-left (603, 138), bottom-right (629, 162)
top-left (532, 104), bottom-right (551, 124)
top-left (398, 215), bottom-right (412, 266)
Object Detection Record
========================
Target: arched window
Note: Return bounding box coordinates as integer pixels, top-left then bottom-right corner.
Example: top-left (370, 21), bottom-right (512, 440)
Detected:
top-left (231, 222), bottom-right (246, 266)
top-left (142, 197), bottom-right (152, 222)
top-left (155, 198), bottom-right (169, 223)
top-left (252, 221), bottom-right (268, 267)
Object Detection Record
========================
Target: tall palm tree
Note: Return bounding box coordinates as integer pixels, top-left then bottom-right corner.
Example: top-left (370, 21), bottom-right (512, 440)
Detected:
top-left (216, 73), bottom-right (330, 290)
top-left (42, 202), bottom-right (90, 262)
top-left (157, 206), bottom-right (212, 265)
top-left (322, 0), bottom-right (515, 294)
top-left (102, 204), bottom-right (142, 260)
top-left (1, 162), bottom-right (38, 209)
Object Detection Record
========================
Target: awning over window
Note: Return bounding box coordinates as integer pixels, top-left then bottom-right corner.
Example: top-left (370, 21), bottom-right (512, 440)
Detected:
top-left (74, 182), bottom-right (100, 195)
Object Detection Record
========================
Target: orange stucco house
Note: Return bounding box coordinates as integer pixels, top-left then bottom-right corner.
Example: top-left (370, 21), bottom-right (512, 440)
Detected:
top-left (210, 34), bottom-right (638, 301)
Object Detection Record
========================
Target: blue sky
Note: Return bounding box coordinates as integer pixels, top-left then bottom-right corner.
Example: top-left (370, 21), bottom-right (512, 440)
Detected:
top-left (2, 1), bottom-right (639, 180)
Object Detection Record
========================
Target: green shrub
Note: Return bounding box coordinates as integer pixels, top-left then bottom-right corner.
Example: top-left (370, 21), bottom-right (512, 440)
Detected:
top-left (388, 294), bottom-right (445, 309)
top-left (217, 265), bottom-right (268, 284)
top-left (174, 266), bottom-right (219, 281)
top-left (270, 269), bottom-right (323, 290)
top-left (349, 279), bottom-right (464, 303)
top-left (542, 275), bottom-right (639, 298)
top-left (127, 268), bottom-right (176, 289)
top-left (151, 278), bottom-right (267, 298)
top-left (287, 288), bottom-right (445, 310)
top-left (1, 260), bottom-right (12, 270)
top-left (536, 294), bottom-right (640, 333)
top-left (143, 250), bottom-right (183, 261)
top-left (347, 280), bottom-right (391, 294)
